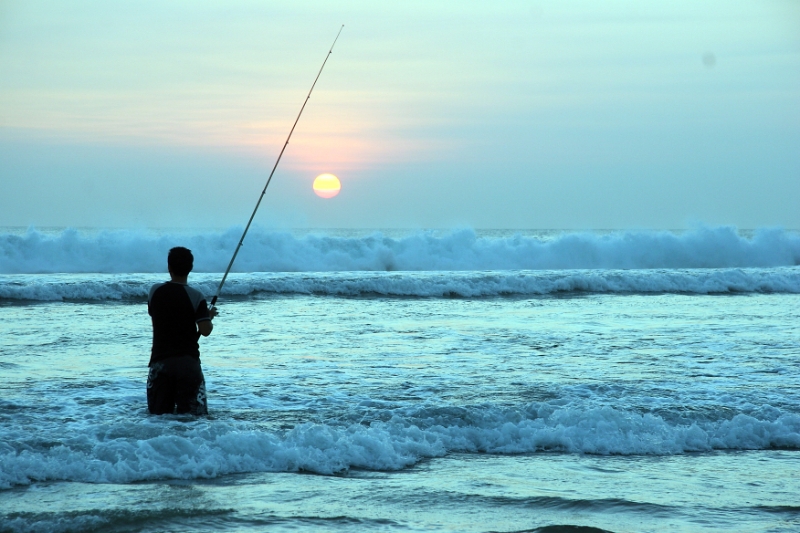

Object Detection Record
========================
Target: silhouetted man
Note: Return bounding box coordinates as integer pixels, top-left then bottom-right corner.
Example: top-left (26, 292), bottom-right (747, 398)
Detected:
top-left (147, 246), bottom-right (216, 415)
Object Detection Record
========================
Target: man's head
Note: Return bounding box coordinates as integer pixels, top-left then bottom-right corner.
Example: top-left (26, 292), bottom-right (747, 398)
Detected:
top-left (168, 247), bottom-right (194, 278)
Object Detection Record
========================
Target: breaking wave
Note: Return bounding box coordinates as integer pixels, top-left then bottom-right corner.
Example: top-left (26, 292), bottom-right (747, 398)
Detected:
top-left (1, 268), bottom-right (799, 301)
top-left (1, 402), bottom-right (798, 488)
top-left (1, 226), bottom-right (799, 274)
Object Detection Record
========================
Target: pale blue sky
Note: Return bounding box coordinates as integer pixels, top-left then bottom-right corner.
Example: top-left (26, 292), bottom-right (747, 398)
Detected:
top-left (1, 0), bottom-right (798, 229)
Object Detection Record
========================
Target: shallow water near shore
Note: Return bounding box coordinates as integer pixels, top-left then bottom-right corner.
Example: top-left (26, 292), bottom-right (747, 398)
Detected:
top-left (4, 451), bottom-right (799, 533)
top-left (1, 227), bottom-right (800, 532)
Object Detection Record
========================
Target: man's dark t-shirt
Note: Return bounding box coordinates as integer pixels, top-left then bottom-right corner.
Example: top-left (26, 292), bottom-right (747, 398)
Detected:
top-left (148, 281), bottom-right (211, 365)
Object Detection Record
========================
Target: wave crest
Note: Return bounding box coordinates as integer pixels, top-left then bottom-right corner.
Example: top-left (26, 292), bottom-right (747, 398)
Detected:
top-left (1, 226), bottom-right (798, 274)
top-left (2, 267), bottom-right (799, 301)
top-left (1, 404), bottom-right (798, 488)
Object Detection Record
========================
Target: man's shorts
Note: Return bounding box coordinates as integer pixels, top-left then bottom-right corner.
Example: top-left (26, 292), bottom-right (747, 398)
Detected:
top-left (147, 356), bottom-right (208, 415)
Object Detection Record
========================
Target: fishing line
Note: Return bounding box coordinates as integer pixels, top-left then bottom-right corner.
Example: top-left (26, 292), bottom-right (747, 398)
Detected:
top-left (210, 25), bottom-right (344, 308)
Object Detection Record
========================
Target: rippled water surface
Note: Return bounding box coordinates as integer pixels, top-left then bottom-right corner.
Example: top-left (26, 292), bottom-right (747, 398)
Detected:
top-left (2, 225), bottom-right (799, 532)
top-left (2, 287), bottom-right (799, 532)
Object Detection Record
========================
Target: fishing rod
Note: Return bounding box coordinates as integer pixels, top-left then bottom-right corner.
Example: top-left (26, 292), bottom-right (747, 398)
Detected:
top-left (210, 25), bottom-right (344, 309)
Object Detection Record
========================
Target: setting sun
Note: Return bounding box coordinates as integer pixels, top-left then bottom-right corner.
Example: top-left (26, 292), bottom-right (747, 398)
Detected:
top-left (312, 173), bottom-right (341, 198)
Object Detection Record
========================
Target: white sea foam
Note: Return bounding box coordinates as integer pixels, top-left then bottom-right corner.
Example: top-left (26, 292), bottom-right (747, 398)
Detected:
top-left (1, 226), bottom-right (798, 274)
top-left (1, 404), bottom-right (798, 488)
top-left (1, 267), bottom-right (798, 301)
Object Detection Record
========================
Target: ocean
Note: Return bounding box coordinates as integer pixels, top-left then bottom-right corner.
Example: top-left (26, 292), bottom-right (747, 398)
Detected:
top-left (1, 226), bottom-right (799, 533)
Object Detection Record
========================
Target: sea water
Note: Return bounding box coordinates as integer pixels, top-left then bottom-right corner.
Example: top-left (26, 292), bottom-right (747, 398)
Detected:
top-left (1, 227), bottom-right (799, 533)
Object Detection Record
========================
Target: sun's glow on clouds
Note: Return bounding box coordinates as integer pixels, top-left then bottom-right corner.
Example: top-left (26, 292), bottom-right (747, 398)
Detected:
top-left (0, 1), bottom-right (798, 228)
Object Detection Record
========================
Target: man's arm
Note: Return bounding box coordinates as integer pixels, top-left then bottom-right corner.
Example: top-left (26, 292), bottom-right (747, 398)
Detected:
top-left (198, 320), bottom-right (213, 337)
top-left (197, 306), bottom-right (217, 337)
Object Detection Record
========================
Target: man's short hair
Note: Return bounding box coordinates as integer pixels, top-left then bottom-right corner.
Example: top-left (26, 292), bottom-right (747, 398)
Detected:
top-left (168, 247), bottom-right (194, 277)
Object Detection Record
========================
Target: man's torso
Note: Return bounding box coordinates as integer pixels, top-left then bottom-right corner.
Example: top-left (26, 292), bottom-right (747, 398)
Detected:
top-left (148, 282), bottom-right (210, 365)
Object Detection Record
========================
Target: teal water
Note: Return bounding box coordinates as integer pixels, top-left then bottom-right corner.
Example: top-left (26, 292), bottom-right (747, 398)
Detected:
top-left (2, 289), bottom-right (799, 532)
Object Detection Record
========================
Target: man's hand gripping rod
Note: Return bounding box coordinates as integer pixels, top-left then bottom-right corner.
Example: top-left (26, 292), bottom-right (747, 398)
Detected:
top-left (209, 25), bottom-right (344, 310)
